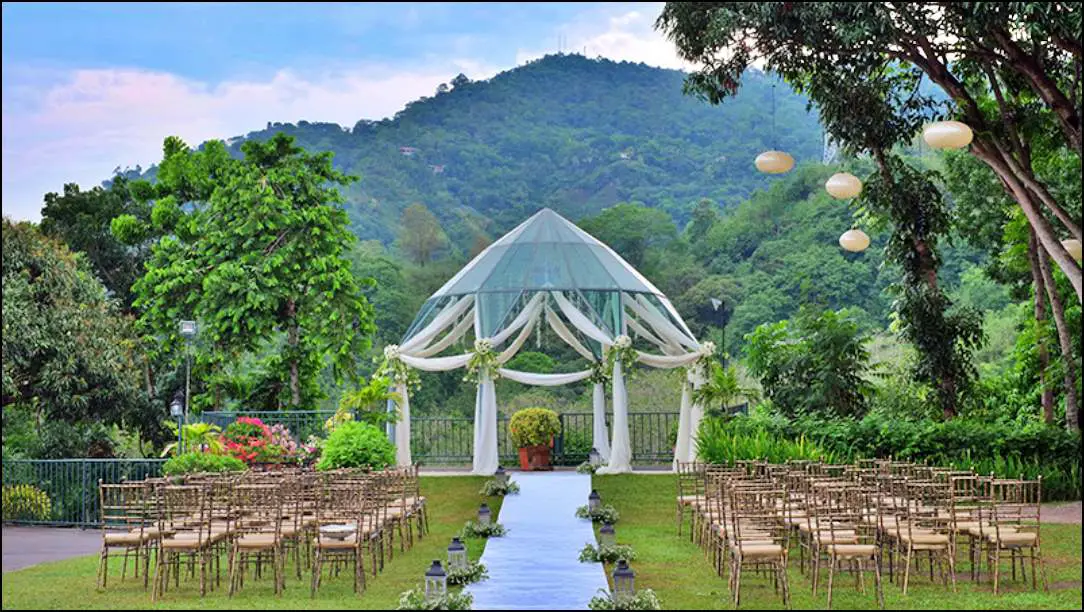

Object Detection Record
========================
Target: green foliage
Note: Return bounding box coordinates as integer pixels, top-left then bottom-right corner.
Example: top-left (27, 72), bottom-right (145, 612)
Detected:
top-left (1, 220), bottom-right (152, 449)
top-left (460, 520), bottom-right (507, 539)
top-left (478, 479), bottom-right (520, 497)
top-left (2, 484), bottom-right (53, 521)
top-left (395, 587), bottom-right (473, 610)
top-left (578, 203), bottom-right (677, 268)
top-left (577, 462), bottom-right (599, 475)
top-left (128, 133), bottom-right (376, 411)
top-left (336, 376), bottom-right (402, 428)
top-left (508, 408), bottom-right (561, 448)
top-left (575, 504), bottom-right (621, 524)
top-left (588, 588), bottom-right (662, 611)
top-left (745, 308), bottom-right (871, 418)
top-left (162, 451), bottom-right (246, 476)
top-left (160, 422), bottom-right (223, 456)
top-left (398, 203), bottom-right (449, 266)
top-left (695, 416), bottom-right (838, 465)
top-left (446, 560), bottom-right (488, 586)
top-left (692, 362), bottom-right (759, 416)
top-left (315, 421), bottom-right (395, 471)
top-left (579, 543), bottom-right (638, 564)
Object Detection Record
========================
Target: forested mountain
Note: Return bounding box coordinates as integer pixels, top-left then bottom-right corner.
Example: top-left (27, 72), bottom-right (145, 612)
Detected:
top-left (215, 54), bottom-right (823, 249)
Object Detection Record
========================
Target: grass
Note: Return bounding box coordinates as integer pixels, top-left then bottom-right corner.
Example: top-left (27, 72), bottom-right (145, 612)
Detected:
top-left (592, 474), bottom-right (1083, 610)
top-left (2, 476), bottom-right (501, 610)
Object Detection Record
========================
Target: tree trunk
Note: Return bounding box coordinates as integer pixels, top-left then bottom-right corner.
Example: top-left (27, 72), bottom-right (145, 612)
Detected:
top-left (1037, 246), bottom-right (1081, 432)
top-left (1027, 232), bottom-right (1056, 424)
top-left (286, 298), bottom-right (301, 407)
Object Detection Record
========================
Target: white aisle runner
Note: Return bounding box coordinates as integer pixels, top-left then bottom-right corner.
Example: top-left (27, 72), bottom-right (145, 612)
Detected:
top-left (467, 472), bottom-right (609, 610)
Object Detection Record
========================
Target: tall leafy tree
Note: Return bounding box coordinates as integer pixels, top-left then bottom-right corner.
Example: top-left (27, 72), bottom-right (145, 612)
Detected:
top-left (2, 220), bottom-right (153, 451)
top-left (657, 2), bottom-right (1083, 300)
top-left (578, 202), bottom-right (677, 268)
top-left (125, 134), bottom-right (376, 409)
top-left (397, 203), bottom-right (448, 266)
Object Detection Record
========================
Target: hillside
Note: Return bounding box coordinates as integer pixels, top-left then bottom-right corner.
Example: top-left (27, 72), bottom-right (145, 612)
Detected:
top-left (216, 54), bottom-right (823, 249)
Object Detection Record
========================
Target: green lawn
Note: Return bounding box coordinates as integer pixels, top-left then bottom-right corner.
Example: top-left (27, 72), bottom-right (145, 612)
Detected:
top-left (2, 476), bottom-right (501, 610)
top-left (592, 474), bottom-right (1083, 610)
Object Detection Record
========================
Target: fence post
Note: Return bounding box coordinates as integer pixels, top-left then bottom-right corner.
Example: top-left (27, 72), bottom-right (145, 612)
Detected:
top-left (80, 460), bottom-right (89, 529)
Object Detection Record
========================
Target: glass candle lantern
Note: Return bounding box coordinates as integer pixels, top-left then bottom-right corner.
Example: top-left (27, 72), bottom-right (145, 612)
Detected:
top-left (478, 503), bottom-right (492, 526)
top-left (588, 489), bottom-right (602, 512)
top-left (589, 447), bottom-right (600, 466)
top-left (599, 522), bottom-right (616, 547)
top-left (425, 560), bottom-right (447, 600)
top-left (495, 466), bottom-right (508, 486)
top-left (612, 559), bottom-right (635, 597)
top-left (447, 537), bottom-right (467, 572)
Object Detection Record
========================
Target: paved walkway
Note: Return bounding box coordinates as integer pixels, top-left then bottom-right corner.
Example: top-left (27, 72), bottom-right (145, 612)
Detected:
top-left (467, 472), bottom-right (608, 610)
top-left (2, 526), bottom-right (100, 572)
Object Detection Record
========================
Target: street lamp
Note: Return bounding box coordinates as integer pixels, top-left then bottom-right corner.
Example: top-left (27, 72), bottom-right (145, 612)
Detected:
top-left (169, 392), bottom-right (184, 453)
top-left (701, 298), bottom-right (732, 369)
top-left (178, 320), bottom-right (197, 429)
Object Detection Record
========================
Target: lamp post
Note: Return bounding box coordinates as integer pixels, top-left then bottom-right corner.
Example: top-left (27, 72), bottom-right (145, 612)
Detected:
top-left (169, 393), bottom-right (184, 453)
top-left (179, 320), bottom-right (197, 429)
top-left (703, 298), bottom-right (732, 369)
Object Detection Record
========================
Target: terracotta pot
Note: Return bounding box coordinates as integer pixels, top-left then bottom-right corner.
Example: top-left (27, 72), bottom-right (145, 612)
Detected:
top-left (518, 443), bottom-right (553, 471)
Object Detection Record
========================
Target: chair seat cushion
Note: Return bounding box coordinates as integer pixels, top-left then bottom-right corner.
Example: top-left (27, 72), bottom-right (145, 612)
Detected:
top-left (731, 544), bottom-right (784, 559)
top-left (236, 534), bottom-right (280, 549)
top-left (827, 544), bottom-right (877, 558)
top-left (104, 532), bottom-right (144, 546)
top-left (901, 533), bottom-right (950, 545)
top-left (989, 531), bottom-right (1037, 545)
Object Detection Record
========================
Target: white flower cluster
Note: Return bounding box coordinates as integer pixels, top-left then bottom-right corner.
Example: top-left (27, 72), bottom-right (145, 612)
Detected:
top-left (384, 344), bottom-right (401, 360)
top-left (613, 335), bottom-right (632, 349)
top-left (474, 337), bottom-right (494, 353)
top-left (700, 341), bottom-right (716, 356)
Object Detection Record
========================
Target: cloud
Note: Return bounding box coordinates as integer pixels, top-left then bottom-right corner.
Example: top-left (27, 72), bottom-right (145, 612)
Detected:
top-left (1, 59), bottom-right (498, 221)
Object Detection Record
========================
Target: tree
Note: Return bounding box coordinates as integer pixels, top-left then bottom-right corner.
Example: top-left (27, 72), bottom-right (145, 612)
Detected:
top-left (745, 308), bottom-right (872, 418)
top-left (657, 2), bottom-right (1083, 300)
top-left (578, 202), bottom-right (677, 268)
top-left (2, 220), bottom-right (153, 452)
top-left (686, 198), bottom-right (719, 243)
top-left (126, 134), bottom-right (376, 409)
top-left (693, 362), bottom-right (759, 416)
top-left (398, 203), bottom-right (448, 266)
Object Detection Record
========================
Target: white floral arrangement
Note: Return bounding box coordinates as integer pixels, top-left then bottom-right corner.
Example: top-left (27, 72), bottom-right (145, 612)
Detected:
top-left (605, 335), bottom-right (638, 380)
top-left (613, 335), bottom-right (632, 349)
top-left (465, 337), bottom-right (500, 384)
top-left (687, 340), bottom-right (717, 380)
top-left (376, 343), bottom-right (420, 392)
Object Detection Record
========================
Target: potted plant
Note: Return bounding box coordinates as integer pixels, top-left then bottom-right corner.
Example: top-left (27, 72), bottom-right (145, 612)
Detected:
top-left (508, 408), bottom-right (561, 471)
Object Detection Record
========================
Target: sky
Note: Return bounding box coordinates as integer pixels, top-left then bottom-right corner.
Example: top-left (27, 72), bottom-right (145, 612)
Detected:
top-left (1, 2), bottom-right (690, 221)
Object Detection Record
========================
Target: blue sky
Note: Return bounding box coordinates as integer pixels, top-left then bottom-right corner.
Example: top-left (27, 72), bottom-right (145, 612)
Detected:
top-left (2, 2), bottom-right (683, 221)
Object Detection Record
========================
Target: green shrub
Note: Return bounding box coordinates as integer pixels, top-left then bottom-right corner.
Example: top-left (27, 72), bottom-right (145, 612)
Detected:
top-left (2, 484), bottom-right (53, 521)
top-left (316, 421), bottom-right (395, 471)
top-left (695, 416), bottom-right (837, 465)
top-left (508, 408), bottom-right (561, 448)
top-left (162, 451), bottom-right (247, 476)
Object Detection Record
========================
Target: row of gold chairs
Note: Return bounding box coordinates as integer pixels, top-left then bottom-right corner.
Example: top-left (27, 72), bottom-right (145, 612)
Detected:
top-left (677, 459), bottom-right (1046, 608)
top-left (96, 465), bottom-right (427, 600)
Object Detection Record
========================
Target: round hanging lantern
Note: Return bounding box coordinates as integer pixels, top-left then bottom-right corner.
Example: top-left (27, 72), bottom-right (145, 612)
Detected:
top-left (839, 229), bottom-right (871, 253)
top-left (754, 150), bottom-right (795, 174)
top-left (922, 121), bottom-right (973, 150)
top-left (825, 172), bottom-right (862, 199)
top-left (1062, 238), bottom-right (1082, 263)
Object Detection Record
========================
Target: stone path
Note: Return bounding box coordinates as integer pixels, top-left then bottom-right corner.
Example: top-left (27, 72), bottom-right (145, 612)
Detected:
top-left (467, 472), bottom-right (609, 610)
top-left (2, 526), bottom-right (100, 572)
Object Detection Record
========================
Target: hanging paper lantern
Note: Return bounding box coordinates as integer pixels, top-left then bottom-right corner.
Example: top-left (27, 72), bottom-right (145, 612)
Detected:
top-left (1062, 238), bottom-right (1083, 263)
top-left (839, 229), bottom-right (870, 253)
top-left (754, 150), bottom-right (795, 174)
top-left (922, 121), bottom-right (973, 150)
top-left (825, 172), bottom-right (862, 199)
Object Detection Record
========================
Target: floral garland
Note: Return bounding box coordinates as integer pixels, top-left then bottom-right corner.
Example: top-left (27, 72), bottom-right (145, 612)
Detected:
top-left (685, 340), bottom-right (717, 381)
top-left (376, 344), bottom-right (421, 393)
top-left (464, 338), bottom-right (500, 384)
top-left (604, 335), bottom-right (638, 380)
top-left (587, 359), bottom-right (610, 385)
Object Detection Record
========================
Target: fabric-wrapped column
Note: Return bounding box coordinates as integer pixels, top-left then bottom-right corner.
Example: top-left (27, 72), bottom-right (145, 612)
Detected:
top-left (672, 377), bottom-right (693, 470)
top-left (394, 383), bottom-right (413, 467)
top-left (685, 368), bottom-right (707, 462)
top-left (471, 373), bottom-right (500, 475)
top-left (592, 382), bottom-right (611, 462)
top-left (599, 360), bottom-right (632, 474)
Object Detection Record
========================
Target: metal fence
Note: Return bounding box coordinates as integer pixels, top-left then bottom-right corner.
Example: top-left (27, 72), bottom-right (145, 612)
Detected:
top-left (2, 459), bottom-right (165, 527)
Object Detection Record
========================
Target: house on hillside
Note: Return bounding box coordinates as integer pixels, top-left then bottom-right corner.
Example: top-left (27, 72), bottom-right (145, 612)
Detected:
top-left (400, 146), bottom-right (419, 157)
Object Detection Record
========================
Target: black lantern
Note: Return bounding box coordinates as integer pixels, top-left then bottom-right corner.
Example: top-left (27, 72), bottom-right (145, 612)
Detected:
top-left (588, 489), bottom-right (602, 512)
top-left (478, 503), bottom-right (491, 526)
top-left (599, 522), bottom-right (616, 547)
top-left (589, 447), bottom-right (601, 466)
top-left (447, 537), bottom-right (467, 572)
top-left (495, 466), bottom-right (508, 486)
top-left (425, 559), bottom-right (447, 600)
top-left (612, 559), bottom-right (635, 597)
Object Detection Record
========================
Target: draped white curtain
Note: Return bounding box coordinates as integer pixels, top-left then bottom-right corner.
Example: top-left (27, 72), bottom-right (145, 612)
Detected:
top-left (596, 360), bottom-right (630, 474)
top-left (394, 383), bottom-right (412, 466)
top-left (592, 383), bottom-right (611, 461)
top-left (497, 369), bottom-right (593, 386)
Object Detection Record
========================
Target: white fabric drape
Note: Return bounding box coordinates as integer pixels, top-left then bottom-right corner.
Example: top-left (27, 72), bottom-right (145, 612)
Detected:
top-left (673, 377), bottom-right (693, 469)
top-left (623, 293), bottom-right (698, 350)
top-left (551, 291), bottom-right (614, 346)
top-left (497, 306), bottom-right (541, 364)
top-left (592, 382), bottom-right (611, 462)
top-left (597, 359), bottom-right (631, 474)
top-left (400, 353), bottom-right (472, 372)
top-left (413, 312), bottom-right (474, 358)
top-left (496, 368), bottom-right (593, 386)
top-left (492, 293), bottom-right (546, 346)
top-left (401, 295), bottom-right (474, 353)
top-left (546, 306), bottom-right (597, 361)
top-left (471, 373), bottom-right (499, 475)
top-left (685, 367), bottom-right (707, 462)
top-left (626, 316), bottom-right (680, 355)
top-left (635, 351), bottom-right (702, 369)
top-left (394, 383), bottom-right (412, 467)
